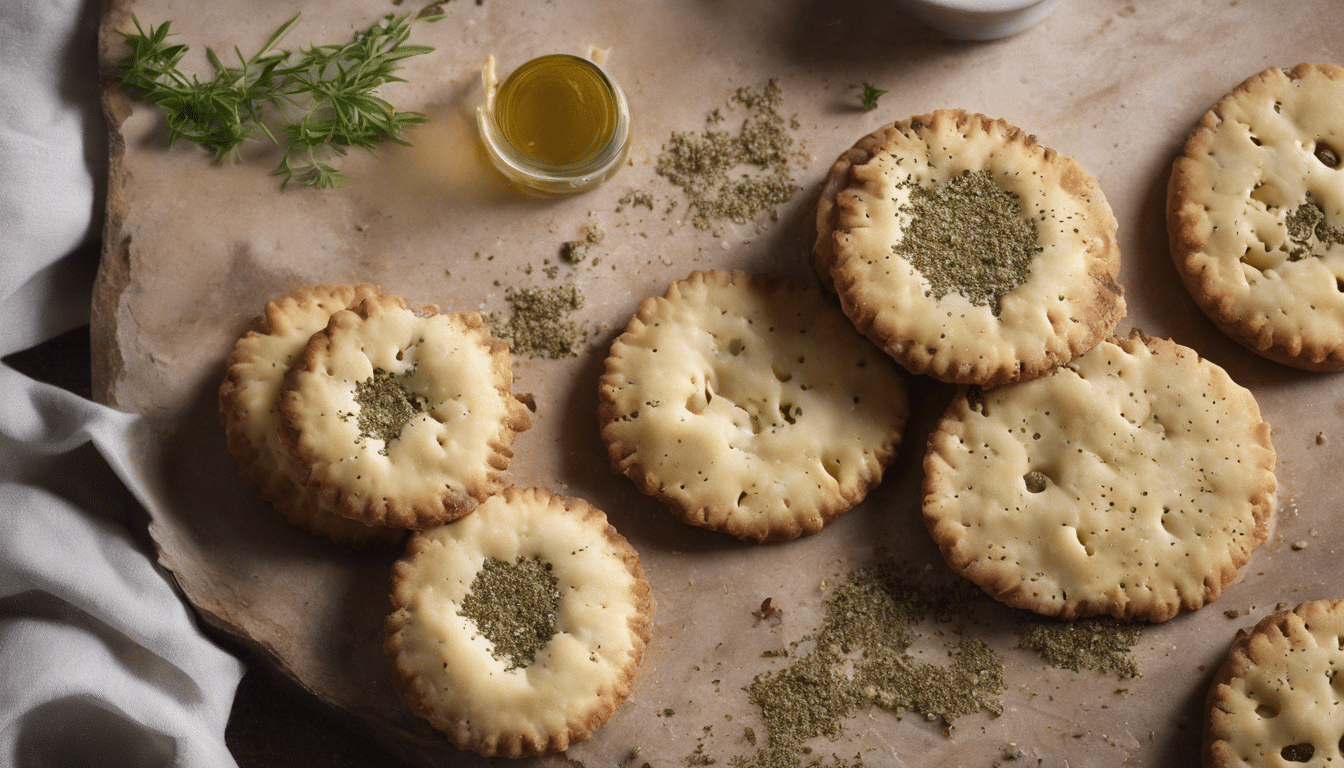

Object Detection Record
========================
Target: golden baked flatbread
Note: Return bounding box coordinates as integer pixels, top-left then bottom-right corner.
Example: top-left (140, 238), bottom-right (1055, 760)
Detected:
top-left (219, 284), bottom-right (404, 547)
top-left (384, 486), bottom-right (654, 757)
top-left (599, 270), bottom-right (909, 542)
top-left (1169, 62), bottom-right (1344, 371)
top-left (923, 330), bottom-right (1276, 622)
top-left (278, 294), bottom-right (530, 529)
top-left (821, 109), bottom-right (1125, 387)
top-left (1206, 599), bottom-right (1344, 767)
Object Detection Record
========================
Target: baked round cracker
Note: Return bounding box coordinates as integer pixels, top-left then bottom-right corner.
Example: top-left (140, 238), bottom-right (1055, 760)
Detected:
top-left (922, 330), bottom-right (1276, 622)
top-left (1205, 599), bottom-right (1344, 767)
top-left (278, 293), bottom-right (530, 530)
top-left (218, 284), bottom-right (405, 547)
top-left (822, 109), bottom-right (1125, 387)
top-left (1169, 63), bottom-right (1344, 371)
top-left (598, 269), bottom-right (909, 543)
top-left (384, 486), bottom-right (654, 758)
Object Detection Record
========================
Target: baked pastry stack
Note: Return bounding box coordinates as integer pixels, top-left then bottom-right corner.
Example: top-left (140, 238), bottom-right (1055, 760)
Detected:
top-left (220, 285), bottom-right (531, 541)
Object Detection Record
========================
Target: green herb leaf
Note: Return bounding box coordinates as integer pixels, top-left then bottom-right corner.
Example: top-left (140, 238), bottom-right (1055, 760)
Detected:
top-left (860, 82), bottom-right (888, 112)
top-left (112, 11), bottom-right (439, 189)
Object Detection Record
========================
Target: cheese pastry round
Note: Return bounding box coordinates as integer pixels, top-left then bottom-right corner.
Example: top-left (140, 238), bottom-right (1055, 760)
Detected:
top-left (821, 109), bottom-right (1125, 387)
top-left (1206, 599), bottom-right (1344, 767)
top-left (384, 486), bottom-right (654, 757)
top-left (599, 269), bottom-right (909, 542)
top-left (1169, 62), bottom-right (1344, 370)
top-left (219, 284), bottom-right (404, 547)
top-left (923, 330), bottom-right (1276, 622)
top-left (278, 293), bottom-right (530, 530)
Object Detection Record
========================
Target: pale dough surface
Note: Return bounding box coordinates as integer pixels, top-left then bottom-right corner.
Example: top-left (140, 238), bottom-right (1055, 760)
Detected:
top-left (923, 331), bottom-right (1276, 622)
top-left (1169, 62), bottom-right (1344, 371)
top-left (1206, 599), bottom-right (1344, 767)
top-left (384, 486), bottom-right (654, 758)
top-left (826, 109), bottom-right (1125, 387)
top-left (218, 284), bottom-right (404, 547)
top-left (599, 269), bottom-right (909, 542)
top-left (278, 294), bottom-right (529, 529)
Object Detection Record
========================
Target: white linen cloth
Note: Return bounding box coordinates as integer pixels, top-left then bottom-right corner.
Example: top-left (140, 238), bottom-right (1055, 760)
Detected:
top-left (0, 0), bottom-right (245, 766)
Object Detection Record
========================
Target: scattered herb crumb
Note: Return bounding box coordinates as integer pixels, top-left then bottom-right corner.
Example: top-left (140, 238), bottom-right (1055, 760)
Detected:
top-left (1017, 617), bottom-right (1141, 679)
top-left (1286, 200), bottom-right (1344, 261)
top-left (617, 189), bottom-right (656, 213)
top-left (349, 366), bottom-right (426, 454)
top-left (457, 555), bottom-right (560, 671)
top-left (485, 284), bottom-right (586, 358)
top-left (655, 80), bottom-right (799, 229)
top-left (561, 225), bottom-right (603, 263)
top-left (731, 565), bottom-right (1004, 768)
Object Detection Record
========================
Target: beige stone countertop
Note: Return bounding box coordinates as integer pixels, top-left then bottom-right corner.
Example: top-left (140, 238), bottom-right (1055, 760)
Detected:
top-left (95, 1), bottom-right (1344, 765)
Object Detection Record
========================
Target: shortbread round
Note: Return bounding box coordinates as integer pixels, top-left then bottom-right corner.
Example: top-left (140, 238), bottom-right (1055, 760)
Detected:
top-left (219, 284), bottom-right (404, 547)
top-left (1169, 63), bottom-right (1344, 371)
top-left (1206, 600), bottom-right (1344, 767)
top-left (278, 294), bottom-right (530, 530)
top-left (923, 330), bottom-right (1276, 622)
top-left (822, 109), bottom-right (1125, 387)
top-left (598, 269), bottom-right (909, 543)
top-left (384, 486), bottom-right (654, 758)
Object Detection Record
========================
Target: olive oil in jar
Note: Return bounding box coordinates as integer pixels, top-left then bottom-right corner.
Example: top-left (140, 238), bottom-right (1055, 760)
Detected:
top-left (494, 55), bottom-right (618, 167)
top-left (477, 53), bottom-right (630, 196)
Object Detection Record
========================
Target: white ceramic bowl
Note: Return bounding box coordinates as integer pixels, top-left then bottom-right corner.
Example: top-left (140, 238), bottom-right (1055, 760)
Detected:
top-left (894, 0), bottom-right (1062, 40)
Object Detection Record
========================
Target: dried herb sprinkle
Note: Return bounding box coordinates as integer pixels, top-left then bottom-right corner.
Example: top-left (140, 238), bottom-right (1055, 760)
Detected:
top-left (1285, 200), bottom-right (1344, 261)
top-left (352, 367), bottom-right (425, 453)
top-left (1017, 617), bottom-right (1141, 679)
top-left (458, 555), bottom-right (561, 671)
top-left (656, 81), bottom-right (798, 229)
top-left (894, 169), bottom-right (1040, 316)
top-left (486, 284), bottom-right (587, 358)
top-left (731, 565), bottom-right (1004, 768)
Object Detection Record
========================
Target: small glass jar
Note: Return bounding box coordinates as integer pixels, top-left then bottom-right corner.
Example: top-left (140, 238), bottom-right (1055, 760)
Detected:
top-left (477, 54), bottom-right (631, 196)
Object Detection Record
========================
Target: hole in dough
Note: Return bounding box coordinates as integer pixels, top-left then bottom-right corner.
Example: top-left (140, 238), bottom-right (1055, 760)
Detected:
top-left (1316, 140), bottom-right (1342, 168)
top-left (1023, 471), bottom-right (1048, 493)
top-left (1281, 743), bottom-right (1314, 763)
top-left (1256, 701), bottom-right (1280, 719)
top-left (1074, 529), bottom-right (1095, 557)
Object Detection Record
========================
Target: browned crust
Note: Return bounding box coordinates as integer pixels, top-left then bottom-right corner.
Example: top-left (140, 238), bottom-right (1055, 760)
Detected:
top-left (1203, 599), bottom-right (1344, 767)
top-left (383, 486), bottom-right (655, 758)
top-left (597, 269), bottom-right (908, 543)
top-left (825, 108), bottom-right (1125, 388)
top-left (218, 284), bottom-right (405, 547)
top-left (812, 143), bottom-right (883, 292)
top-left (922, 329), bottom-right (1276, 622)
top-left (277, 294), bottom-right (531, 530)
top-left (1168, 62), bottom-right (1344, 372)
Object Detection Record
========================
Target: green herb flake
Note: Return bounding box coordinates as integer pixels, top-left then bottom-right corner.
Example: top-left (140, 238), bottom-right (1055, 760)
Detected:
top-left (1285, 200), bottom-right (1344, 261)
top-left (860, 82), bottom-right (887, 111)
top-left (730, 565), bottom-right (1005, 768)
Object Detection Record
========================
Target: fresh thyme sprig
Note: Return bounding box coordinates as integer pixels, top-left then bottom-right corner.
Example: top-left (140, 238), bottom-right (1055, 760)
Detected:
top-left (111, 11), bottom-right (442, 189)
